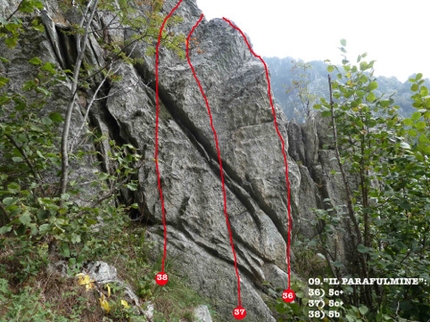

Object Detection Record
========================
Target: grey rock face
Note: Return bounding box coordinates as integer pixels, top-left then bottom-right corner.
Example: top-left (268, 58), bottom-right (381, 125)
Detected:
top-left (98, 1), bottom-right (292, 317)
top-left (86, 261), bottom-right (118, 284)
top-left (84, 261), bottom-right (143, 312)
top-left (193, 305), bottom-right (212, 322)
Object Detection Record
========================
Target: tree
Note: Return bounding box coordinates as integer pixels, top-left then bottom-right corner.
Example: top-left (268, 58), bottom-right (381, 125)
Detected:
top-left (285, 60), bottom-right (318, 122)
top-left (0, 0), bottom-right (185, 265)
top-left (312, 39), bottom-right (430, 320)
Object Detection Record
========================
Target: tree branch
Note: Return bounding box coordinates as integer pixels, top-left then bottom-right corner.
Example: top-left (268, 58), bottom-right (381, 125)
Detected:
top-left (328, 74), bottom-right (374, 308)
top-left (328, 74), bottom-right (362, 246)
top-left (5, 133), bottom-right (46, 196)
top-left (6, 0), bottom-right (24, 21)
top-left (0, 201), bottom-right (10, 223)
top-left (59, 0), bottom-right (98, 196)
top-left (69, 64), bottom-right (112, 153)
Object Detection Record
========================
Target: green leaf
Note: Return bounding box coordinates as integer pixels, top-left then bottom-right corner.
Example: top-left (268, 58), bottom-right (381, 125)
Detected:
top-left (366, 92), bottom-right (376, 102)
top-left (411, 83), bottom-right (419, 91)
top-left (357, 244), bottom-right (370, 253)
top-left (19, 0), bottom-right (44, 13)
top-left (321, 110), bottom-right (331, 117)
top-left (400, 142), bottom-right (411, 150)
top-left (332, 261), bottom-right (344, 268)
top-left (359, 74), bottom-right (368, 83)
top-left (411, 111), bottom-right (421, 121)
top-left (340, 39), bottom-right (347, 46)
top-left (49, 112), bottom-right (63, 123)
top-left (408, 129), bottom-right (417, 137)
top-left (359, 305), bottom-right (369, 315)
top-left (416, 73), bottom-right (423, 80)
top-left (333, 91), bottom-right (341, 99)
top-left (41, 116), bottom-right (53, 125)
top-left (126, 182), bottom-right (138, 191)
top-left (418, 134), bottom-right (430, 143)
top-left (5, 37), bottom-right (18, 48)
top-left (327, 65), bottom-right (334, 73)
top-left (345, 314), bottom-right (355, 322)
top-left (19, 212), bottom-right (32, 226)
top-left (4, 22), bottom-right (19, 33)
top-left (23, 80), bottom-right (36, 91)
top-left (368, 81), bottom-right (378, 90)
top-left (360, 61), bottom-right (368, 71)
top-left (296, 290), bottom-right (305, 298)
top-left (7, 182), bottom-right (20, 194)
top-left (29, 57), bottom-right (42, 65)
top-left (61, 193), bottom-right (70, 200)
top-left (275, 301), bottom-right (287, 314)
top-left (0, 225), bottom-right (12, 234)
top-left (71, 234), bottom-right (81, 244)
top-left (42, 62), bottom-right (56, 74)
top-left (414, 121), bottom-right (426, 130)
top-left (31, 18), bottom-right (45, 32)
top-left (36, 150), bottom-right (45, 159)
top-left (3, 197), bottom-right (16, 206)
top-left (60, 244), bottom-right (70, 257)
top-left (0, 76), bottom-right (9, 88)
top-left (36, 86), bottom-right (50, 96)
top-left (0, 94), bottom-right (11, 105)
top-left (403, 118), bottom-right (413, 126)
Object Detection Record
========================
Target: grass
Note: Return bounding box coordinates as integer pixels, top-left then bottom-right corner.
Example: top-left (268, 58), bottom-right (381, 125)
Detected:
top-left (0, 223), bottom-right (214, 321)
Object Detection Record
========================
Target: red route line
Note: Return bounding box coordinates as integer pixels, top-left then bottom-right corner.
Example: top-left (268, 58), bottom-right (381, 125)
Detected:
top-left (155, 0), bottom-right (183, 273)
top-left (186, 14), bottom-right (243, 307)
top-left (223, 17), bottom-right (293, 290)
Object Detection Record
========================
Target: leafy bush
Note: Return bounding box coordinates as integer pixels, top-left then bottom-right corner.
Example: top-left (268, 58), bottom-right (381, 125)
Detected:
top-left (305, 39), bottom-right (430, 320)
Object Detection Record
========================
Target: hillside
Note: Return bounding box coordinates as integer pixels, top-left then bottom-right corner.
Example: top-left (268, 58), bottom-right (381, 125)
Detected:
top-left (265, 56), bottom-right (430, 121)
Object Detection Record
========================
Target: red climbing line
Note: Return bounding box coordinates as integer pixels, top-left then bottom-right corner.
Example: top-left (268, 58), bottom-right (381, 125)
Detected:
top-left (187, 14), bottom-right (243, 307)
top-left (155, 0), bottom-right (183, 273)
top-left (223, 17), bottom-right (293, 290)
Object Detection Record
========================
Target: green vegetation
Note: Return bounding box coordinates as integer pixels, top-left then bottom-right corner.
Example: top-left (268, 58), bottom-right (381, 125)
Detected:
top-left (285, 60), bottom-right (319, 121)
top-left (266, 56), bottom-right (430, 122)
top-left (0, 0), bottom-right (202, 320)
top-left (276, 40), bottom-right (429, 321)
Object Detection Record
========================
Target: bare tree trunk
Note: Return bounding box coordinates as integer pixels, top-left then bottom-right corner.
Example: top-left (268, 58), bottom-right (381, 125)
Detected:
top-left (327, 75), bottom-right (375, 309)
top-left (59, 0), bottom-right (98, 196)
top-left (328, 75), bottom-right (362, 245)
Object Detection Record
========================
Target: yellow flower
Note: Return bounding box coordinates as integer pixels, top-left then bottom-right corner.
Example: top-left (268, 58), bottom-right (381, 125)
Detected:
top-left (99, 294), bottom-right (110, 313)
top-left (121, 299), bottom-right (130, 309)
top-left (75, 273), bottom-right (95, 290)
top-left (105, 283), bottom-right (111, 298)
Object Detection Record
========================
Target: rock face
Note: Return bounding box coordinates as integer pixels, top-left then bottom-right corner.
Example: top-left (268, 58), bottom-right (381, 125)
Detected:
top-left (194, 305), bottom-right (213, 322)
top-left (0, 0), bottom-right (349, 320)
top-left (109, 4), bottom-right (290, 318)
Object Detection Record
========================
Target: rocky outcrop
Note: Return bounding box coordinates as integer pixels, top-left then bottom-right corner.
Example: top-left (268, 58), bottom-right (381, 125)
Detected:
top-left (0, 0), bottom-right (350, 320)
top-left (105, 5), bottom-right (290, 318)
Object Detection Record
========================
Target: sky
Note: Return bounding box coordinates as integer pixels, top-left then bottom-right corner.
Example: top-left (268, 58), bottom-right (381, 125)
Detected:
top-left (196, 0), bottom-right (429, 82)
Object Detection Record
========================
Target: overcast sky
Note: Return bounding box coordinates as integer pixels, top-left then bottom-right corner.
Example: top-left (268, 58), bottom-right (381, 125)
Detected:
top-left (196, 0), bottom-right (429, 82)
